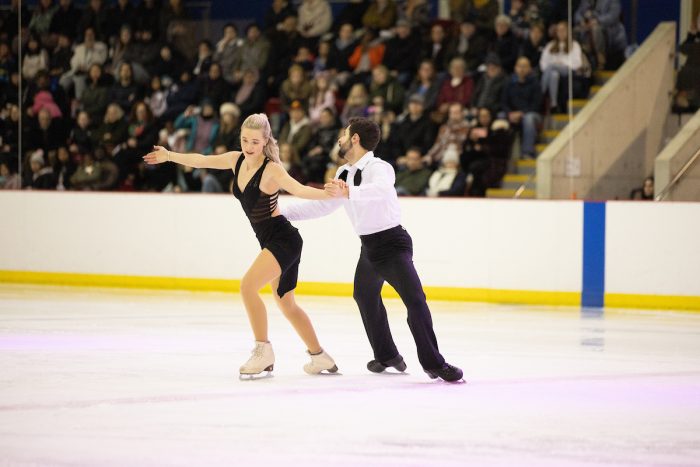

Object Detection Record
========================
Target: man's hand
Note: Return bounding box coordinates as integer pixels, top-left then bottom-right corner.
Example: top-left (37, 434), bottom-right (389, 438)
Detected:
top-left (324, 179), bottom-right (349, 198)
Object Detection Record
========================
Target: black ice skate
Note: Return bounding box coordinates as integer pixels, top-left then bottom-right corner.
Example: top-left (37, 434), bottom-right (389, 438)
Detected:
top-left (367, 355), bottom-right (407, 373)
top-left (424, 363), bottom-right (464, 383)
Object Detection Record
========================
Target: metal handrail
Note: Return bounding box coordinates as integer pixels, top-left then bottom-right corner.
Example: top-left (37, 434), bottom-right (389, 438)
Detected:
top-left (654, 146), bottom-right (700, 201)
top-left (513, 171), bottom-right (536, 199)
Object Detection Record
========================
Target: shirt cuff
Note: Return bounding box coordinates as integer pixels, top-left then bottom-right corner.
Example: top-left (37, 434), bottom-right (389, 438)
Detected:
top-left (347, 185), bottom-right (356, 200)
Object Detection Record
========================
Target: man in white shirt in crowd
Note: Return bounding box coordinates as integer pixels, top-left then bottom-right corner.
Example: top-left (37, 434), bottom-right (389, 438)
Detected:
top-left (280, 117), bottom-right (463, 383)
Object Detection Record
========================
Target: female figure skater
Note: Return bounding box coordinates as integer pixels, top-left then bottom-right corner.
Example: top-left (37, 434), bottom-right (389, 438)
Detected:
top-left (143, 113), bottom-right (337, 378)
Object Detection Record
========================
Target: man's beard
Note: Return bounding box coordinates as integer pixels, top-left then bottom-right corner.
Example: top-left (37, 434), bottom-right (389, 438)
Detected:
top-left (337, 141), bottom-right (351, 159)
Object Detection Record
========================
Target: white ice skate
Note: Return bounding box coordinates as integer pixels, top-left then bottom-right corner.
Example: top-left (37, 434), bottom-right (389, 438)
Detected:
top-left (239, 341), bottom-right (275, 379)
top-left (303, 349), bottom-right (339, 375)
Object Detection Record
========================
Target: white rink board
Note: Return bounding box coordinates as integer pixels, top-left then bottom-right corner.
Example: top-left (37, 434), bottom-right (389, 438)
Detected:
top-left (605, 201), bottom-right (700, 296)
top-left (1, 192), bottom-right (583, 292)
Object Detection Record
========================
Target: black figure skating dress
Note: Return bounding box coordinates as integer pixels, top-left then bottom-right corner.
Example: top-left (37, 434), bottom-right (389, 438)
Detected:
top-left (233, 155), bottom-right (302, 297)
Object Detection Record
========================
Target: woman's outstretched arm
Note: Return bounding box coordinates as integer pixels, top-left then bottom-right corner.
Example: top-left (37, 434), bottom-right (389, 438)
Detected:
top-left (143, 145), bottom-right (239, 169)
top-left (268, 164), bottom-right (331, 200)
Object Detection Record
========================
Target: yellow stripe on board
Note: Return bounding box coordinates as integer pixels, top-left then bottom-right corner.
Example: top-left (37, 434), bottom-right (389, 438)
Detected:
top-left (0, 270), bottom-right (579, 305)
top-left (0, 270), bottom-right (241, 292)
top-left (1, 270), bottom-right (699, 310)
top-left (605, 293), bottom-right (700, 311)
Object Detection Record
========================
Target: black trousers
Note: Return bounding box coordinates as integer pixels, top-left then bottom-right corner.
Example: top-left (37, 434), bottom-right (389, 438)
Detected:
top-left (353, 225), bottom-right (446, 370)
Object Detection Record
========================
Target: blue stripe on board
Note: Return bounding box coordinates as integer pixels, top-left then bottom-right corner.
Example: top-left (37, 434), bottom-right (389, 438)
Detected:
top-left (582, 202), bottom-right (606, 308)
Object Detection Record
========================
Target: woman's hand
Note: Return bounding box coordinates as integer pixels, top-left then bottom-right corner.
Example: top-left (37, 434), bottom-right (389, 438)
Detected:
top-left (324, 179), bottom-right (349, 199)
top-left (143, 145), bottom-right (168, 165)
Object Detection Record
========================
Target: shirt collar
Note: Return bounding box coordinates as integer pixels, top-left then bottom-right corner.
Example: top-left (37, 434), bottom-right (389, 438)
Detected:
top-left (352, 151), bottom-right (374, 171)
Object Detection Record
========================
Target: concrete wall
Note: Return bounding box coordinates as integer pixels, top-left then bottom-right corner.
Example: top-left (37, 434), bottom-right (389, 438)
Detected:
top-left (538, 23), bottom-right (677, 200)
top-left (655, 109), bottom-right (700, 201)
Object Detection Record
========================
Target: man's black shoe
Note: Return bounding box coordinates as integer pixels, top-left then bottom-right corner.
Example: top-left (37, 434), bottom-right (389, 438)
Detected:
top-left (367, 355), bottom-right (407, 373)
top-left (424, 363), bottom-right (464, 382)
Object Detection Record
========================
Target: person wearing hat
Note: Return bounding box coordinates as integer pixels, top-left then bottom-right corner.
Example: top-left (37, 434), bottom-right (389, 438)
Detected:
top-left (280, 117), bottom-right (464, 383)
top-left (214, 102), bottom-right (242, 151)
top-left (392, 93), bottom-right (436, 160)
top-left (489, 14), bottom-right (519, 72)
top-left (28, 149), bottom-right (55, 190)
top-left (425, 143), bottom-right (466, 197)
top-left (279, 99), bottom-right (313, 157)
top-left (471, 52), bottom-right (507, 115)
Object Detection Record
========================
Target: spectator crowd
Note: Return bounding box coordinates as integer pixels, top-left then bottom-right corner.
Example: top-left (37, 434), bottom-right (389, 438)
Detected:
top-left (0, 0), bottom-right (629, 196)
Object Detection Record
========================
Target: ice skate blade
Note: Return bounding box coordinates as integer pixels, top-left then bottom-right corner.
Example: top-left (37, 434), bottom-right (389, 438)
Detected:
top-left (315, 370), bottom-right (342, 376)
top-left (424, 371), bottom-right (466, 384)
top-left (434, 377), bottom-right (466, 384)
top-left (373, 370), bottom-right (410, 376)
top-left (306, 365), bottom-right (341, 375)
top-left (239, 371), bottom-right (274, 381)
top-left (239, 364), bottom-right (274, 380)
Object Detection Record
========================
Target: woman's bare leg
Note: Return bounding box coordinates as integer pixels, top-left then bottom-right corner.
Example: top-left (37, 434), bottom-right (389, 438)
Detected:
top-left (239, 249), bottom-right (281, 342)
top-left (271, 277), bottom-right (322, 353)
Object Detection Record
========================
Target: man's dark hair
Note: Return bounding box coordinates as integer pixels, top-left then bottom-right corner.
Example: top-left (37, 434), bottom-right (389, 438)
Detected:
top-left (348, 117), bottom-right (380, 152)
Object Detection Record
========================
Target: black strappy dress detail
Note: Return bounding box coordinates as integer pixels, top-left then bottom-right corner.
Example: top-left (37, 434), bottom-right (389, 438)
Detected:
top-left (233, 155), bottom-right (302, 297)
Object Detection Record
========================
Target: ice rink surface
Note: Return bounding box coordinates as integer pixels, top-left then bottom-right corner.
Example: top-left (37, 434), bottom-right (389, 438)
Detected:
top-left (1, 285), bottom-right (699, 466)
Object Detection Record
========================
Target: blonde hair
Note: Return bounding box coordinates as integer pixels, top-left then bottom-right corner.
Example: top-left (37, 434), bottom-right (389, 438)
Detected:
top-left (241, 113), bottom-right (280, 164)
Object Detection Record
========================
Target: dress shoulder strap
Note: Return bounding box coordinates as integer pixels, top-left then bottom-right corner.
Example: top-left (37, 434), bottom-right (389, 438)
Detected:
top-left (233, 153), bottom-right (245, 183)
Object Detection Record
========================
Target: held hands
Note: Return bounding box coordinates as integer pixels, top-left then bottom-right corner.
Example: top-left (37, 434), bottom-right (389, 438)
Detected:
top-left (324, 179), bottom-right (349, 199)
top-left (143, 145), bottom-right (169, 165)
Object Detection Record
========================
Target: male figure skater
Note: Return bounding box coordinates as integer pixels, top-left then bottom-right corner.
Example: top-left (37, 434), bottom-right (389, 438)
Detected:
top-left (280, 117), bottom-right (463, 382)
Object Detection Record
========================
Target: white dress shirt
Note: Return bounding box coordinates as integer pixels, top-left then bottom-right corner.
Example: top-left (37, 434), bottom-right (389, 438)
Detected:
top-left (280, 151), bottom-right (402, 236)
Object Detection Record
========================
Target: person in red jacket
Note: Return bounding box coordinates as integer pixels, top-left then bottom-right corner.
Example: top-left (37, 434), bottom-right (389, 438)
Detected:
top-left (435, 57), bottom-right (474, 120)
top-left (348, 28), bottom-right (385, 78)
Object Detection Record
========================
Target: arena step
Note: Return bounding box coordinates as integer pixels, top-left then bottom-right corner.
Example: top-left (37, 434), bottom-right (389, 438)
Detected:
top-left (594, 70), bottom-right (615, 85)
top-left (549, 114), bottom-right (572, 130)
top-left (501, 174), bottom-right (536, 190)
top-left (516, 159), bottom-right (537, 175)
top-left (568, 99), bottom-right (588, 114)
top-left (486, 188), bottom-right (536, 199)
top-left (541, 129), bottom-right (560, 143)
top-left (589, 85), bottom-right (603, 97)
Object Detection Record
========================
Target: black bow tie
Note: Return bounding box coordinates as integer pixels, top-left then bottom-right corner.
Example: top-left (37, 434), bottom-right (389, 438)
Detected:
top-left (338, 168), bottom-right (362, 186)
